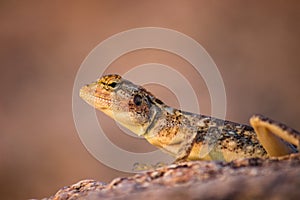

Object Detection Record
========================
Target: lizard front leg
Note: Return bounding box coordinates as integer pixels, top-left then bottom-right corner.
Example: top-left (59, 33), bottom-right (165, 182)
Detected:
top-left (250, 114), bottom-right (299, 157)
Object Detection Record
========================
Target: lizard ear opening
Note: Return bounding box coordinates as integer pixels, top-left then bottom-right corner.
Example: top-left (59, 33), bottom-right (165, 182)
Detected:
top-left (133, 94), bottom-right (143, 106)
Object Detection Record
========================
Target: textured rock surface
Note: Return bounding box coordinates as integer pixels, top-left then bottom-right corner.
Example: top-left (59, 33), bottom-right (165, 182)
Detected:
top-left (43, 154), bottom-right (300, 200)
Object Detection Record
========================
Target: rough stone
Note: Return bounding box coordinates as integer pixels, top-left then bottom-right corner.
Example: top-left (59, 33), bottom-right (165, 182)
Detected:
top-left (41, 153), bottom-right (300, 200)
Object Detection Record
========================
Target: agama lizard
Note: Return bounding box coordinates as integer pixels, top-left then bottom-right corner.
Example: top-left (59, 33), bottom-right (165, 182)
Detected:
top-left (80, 74), bottom-right (300, 162)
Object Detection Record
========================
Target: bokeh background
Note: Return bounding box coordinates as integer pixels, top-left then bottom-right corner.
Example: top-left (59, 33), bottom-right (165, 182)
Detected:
top-left (0, 1), bottom-right (299, 199)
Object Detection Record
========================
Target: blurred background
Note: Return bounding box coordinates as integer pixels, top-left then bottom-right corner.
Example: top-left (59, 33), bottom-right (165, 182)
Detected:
top-left (0, 1), bottom-right (299, 199)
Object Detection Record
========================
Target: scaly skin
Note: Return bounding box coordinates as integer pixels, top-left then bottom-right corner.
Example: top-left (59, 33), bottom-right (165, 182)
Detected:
top-left (80, 74), bottom-right (300, 162)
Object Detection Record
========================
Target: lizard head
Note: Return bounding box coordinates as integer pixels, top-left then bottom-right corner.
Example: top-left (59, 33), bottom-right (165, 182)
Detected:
top-left (80, 74), bottom-right (164, 136)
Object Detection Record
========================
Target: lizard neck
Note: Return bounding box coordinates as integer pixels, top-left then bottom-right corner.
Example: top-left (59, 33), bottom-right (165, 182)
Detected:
top-left (143, 106), bottom-right (198, 159)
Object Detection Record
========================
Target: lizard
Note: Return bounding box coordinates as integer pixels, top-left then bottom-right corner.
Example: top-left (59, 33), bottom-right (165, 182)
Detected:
top-left (79, 74), bottom-right (300, 162)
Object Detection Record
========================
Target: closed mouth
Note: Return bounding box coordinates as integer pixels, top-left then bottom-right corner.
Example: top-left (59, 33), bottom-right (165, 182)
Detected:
top-left (80, 85), bottom-right (112, 108)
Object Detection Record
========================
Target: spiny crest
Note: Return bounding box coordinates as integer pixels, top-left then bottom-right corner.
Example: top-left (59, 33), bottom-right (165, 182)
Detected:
top-left (138, 87), bottom-right (165, 106)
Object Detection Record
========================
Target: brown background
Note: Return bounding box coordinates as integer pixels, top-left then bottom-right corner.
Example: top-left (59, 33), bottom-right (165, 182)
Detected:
top-left (0, 1), bottom-right (299, 199)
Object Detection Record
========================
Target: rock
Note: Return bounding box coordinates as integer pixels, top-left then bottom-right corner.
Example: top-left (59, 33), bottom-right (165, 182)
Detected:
top-left (42, 153), bottom-right (300, 200)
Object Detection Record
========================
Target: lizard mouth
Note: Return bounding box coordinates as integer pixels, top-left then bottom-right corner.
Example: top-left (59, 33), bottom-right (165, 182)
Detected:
top-left (79, 84), bottom-right (112, 109)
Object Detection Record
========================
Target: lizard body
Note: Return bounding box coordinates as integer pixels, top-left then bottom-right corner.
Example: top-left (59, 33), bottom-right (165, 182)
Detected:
top-left (80, 74), bottom-right (300, 162)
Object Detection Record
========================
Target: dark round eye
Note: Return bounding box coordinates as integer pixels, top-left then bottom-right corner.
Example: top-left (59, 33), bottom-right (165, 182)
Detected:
top-left (108, 82), bottom-right (117, 88)
top-left (133, 94), bottom-right (143, 106)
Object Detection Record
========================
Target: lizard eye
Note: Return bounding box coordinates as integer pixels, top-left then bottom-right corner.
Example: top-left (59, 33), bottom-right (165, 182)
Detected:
top-left (133, 94), bottom-right (143, 106)
top-left (108, 82), bottom-right (117, 88)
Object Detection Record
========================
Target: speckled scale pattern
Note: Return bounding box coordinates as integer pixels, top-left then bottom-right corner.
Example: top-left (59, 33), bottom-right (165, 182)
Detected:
top-left (80, 74), bottom-right (299, 162)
